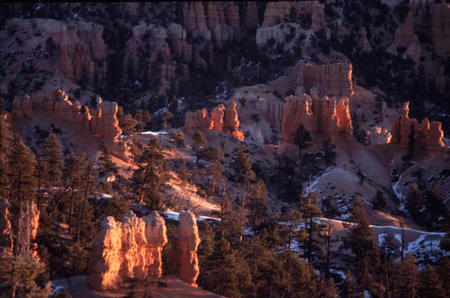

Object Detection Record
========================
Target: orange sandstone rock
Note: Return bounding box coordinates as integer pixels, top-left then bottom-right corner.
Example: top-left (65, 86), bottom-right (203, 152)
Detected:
top-left (184, 101), bottom-right (244, 141)
top-left (391, 102), bottom-right (445, 148)
top-left (0, 198), bottom-right (13, 255)
top-left (281, 94), bottom-right (353, 144)
top-left (88, 211), bottom-right (168, 290)
top-left (173, 212), bottom-right (201, 287)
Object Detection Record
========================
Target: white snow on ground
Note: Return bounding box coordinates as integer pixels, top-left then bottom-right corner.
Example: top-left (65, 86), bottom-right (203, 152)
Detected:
top-left (139, 130), bottom-right (167, 136)
top-left (377, 233), bottom-right (388, 246)
top-left (394, 233), bottom-right (402, 243)
top-left (304, 168), bottom-right (333, 194)
top-left (164, 210), bottom-right (220, 222)
top-left (406, 234), bottom-right (442, 255)
top-left (329, 268), bottom-right (346, 280)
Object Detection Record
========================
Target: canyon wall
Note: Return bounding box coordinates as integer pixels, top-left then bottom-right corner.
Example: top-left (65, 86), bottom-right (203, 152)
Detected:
top-left (184, 101), bottom-right (244, 141)
top-left (88, 211), bottom-right (201, 290)
top-left (88, 211), bottom-right (168, 290)
top-left (4, 18), bottom-right (107, 88)
top-left (390, 102), bottom-right (445, 149)
top-left (281, 94), bottom-right (353, 144)
top-left (11, 89), bottom-right (128, 160)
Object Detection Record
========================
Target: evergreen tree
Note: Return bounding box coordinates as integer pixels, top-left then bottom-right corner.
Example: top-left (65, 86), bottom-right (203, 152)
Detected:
top-left (406, 183), bottom-right (423, 220)
top-left (425, 183), bottom-right (445, 228)
top-left (0, 117), bottom-right (12, 198)
top-left (97, 147), bottom-right (118, 193)
top-left (391, 254), bottom-right (419, 298)
top-left (0, 254), bottom-right (51, 298)
top-left (36, 134), bottom-right (63, 206)
top-left (131, 139), bottom-right (168, 209)
top-left (192, 130), bottom-right (207, 151)
top-left (373, 188), bottom-right (386, 210)
top-left (342, 270), bottom-right (357, 298)
top-left (280, 207), bottom-right (302, 254)
top-left (248, 179), bottom-right (268, 228)
top-left (418, 264), bottom-right (445, 298)
top-left (198, 238), bottom-right (252, 297)
top-left (205, 146), bottom-right (224, 195)
top-left (135, 109), bottom-right (151, 132)
top-left (343, 195), bottom-right (380, 296)
top-left (297, 191), bottom-right (324, 268)
top-left (232, 146), bottom-right (256, 242)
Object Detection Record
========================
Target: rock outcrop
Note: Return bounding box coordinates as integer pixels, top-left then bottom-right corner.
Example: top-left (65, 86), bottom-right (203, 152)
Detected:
top-left (262, 1), bottom-right (325, 30)
top-left (367, 126), bottom-right (392, 145)
top-left (11, 89), bottom-right (127, 159)
top-left (391, 102), bottom-right (445, 149)
top-left (183, 2), bottom-right (237, 47)
top-left (4, 18), bottom-right (107, 87)
top-left (297, 63), bottom-right (354, 98)
top-left (172, 212), bottom-right (201, 287)
top-left (0, 198), bottom-right (13, 255)
top-left (16, 201), bottom-right (40, 259)
top-left (431, 3), bottom-right (450, 59)
top-left (388, 11), bottom-right (422, 61)
top-left (184, 101), bottom-right (244, 141)
top-left (88, 211), bottom-right (168, 290)
top-left (281, 94), bottom-right (353, 144)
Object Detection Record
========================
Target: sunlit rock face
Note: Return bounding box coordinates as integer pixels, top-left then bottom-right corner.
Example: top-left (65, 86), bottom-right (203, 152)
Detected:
top-left (172, 211), bottom-right (201, 287)
top-left (367, 126), bottom-right (392, 145)
top-left (184, 101), bottom-right (244, 141)
top-left (281, 94), bottom-right (353, 144)
top-left (88, 211), bottom-right (168, 291)
top-left (0, 198), bottom-right (13, 255)
top-left (391, 102), bottom-right (445, 149)
top-left (10, 89), bottom-right (128, 160)
top-left (0, 199), bottom-right (40, 259)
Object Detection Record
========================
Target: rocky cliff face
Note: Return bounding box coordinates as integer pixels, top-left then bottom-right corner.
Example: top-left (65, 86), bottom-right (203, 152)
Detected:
top-left (88, 211), bottom-right (168, 290)
top-left (11, 89), bottom-right (127, 159)
top-left (184, 101), bottom-right (244, 141)
top-left (0, 198), bottom-right (13, 255)
top-left (391, 102), bottom-right (445, 149)
top-left (281, 94), bottom-right (353, 144)
top-left (88, 211), bottom-right (201, 291)
top-left (172, 212), bottom-right (201, 287)
top-left (3, 18), bottom-right (107, 88)
top-left (431, 3), bottom-right (450, 59)
top-left (297, 63), bottom-right (354, 98)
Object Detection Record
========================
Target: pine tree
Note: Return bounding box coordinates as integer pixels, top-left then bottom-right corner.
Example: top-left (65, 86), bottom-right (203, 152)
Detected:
top-left (198, 238), bottom-right (252, 297)
top-left (98, 147), bottom-right (118, 193)
top-left (36, 134), bottom-right (63, 206)
top-left (131, 139), bottom-right (168, 209)
top-left (248, 179), bottom-right (268, 228)
top-left (0, 253), bottom-right (51, 298)
top-left (192, 131), bottom-right (207, 165)
top-left (343, 195), bottom-right (380, 296)
top-left (232, 146), bottom-right (256, 242)
top-left (342, 269), bottom-right (357, 298)
top-left (297, 192), bottom-right (324, 268)
top-left (406, 183), bottom-right (423, 220)
top-left (373, 188), bottom-right (386, 210)
top-left (205, 146), bottom-right (224, 195)
top-left (418, 264), bottom-right (446, 298)
top-left (0, 116), bottom-right (12, 198)
top-left (280, 207), bottom-right (302, 254)
top-left (425, 183), bottom-right (445, 228)
top-left (391, 254), bottom-right (419, 298)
